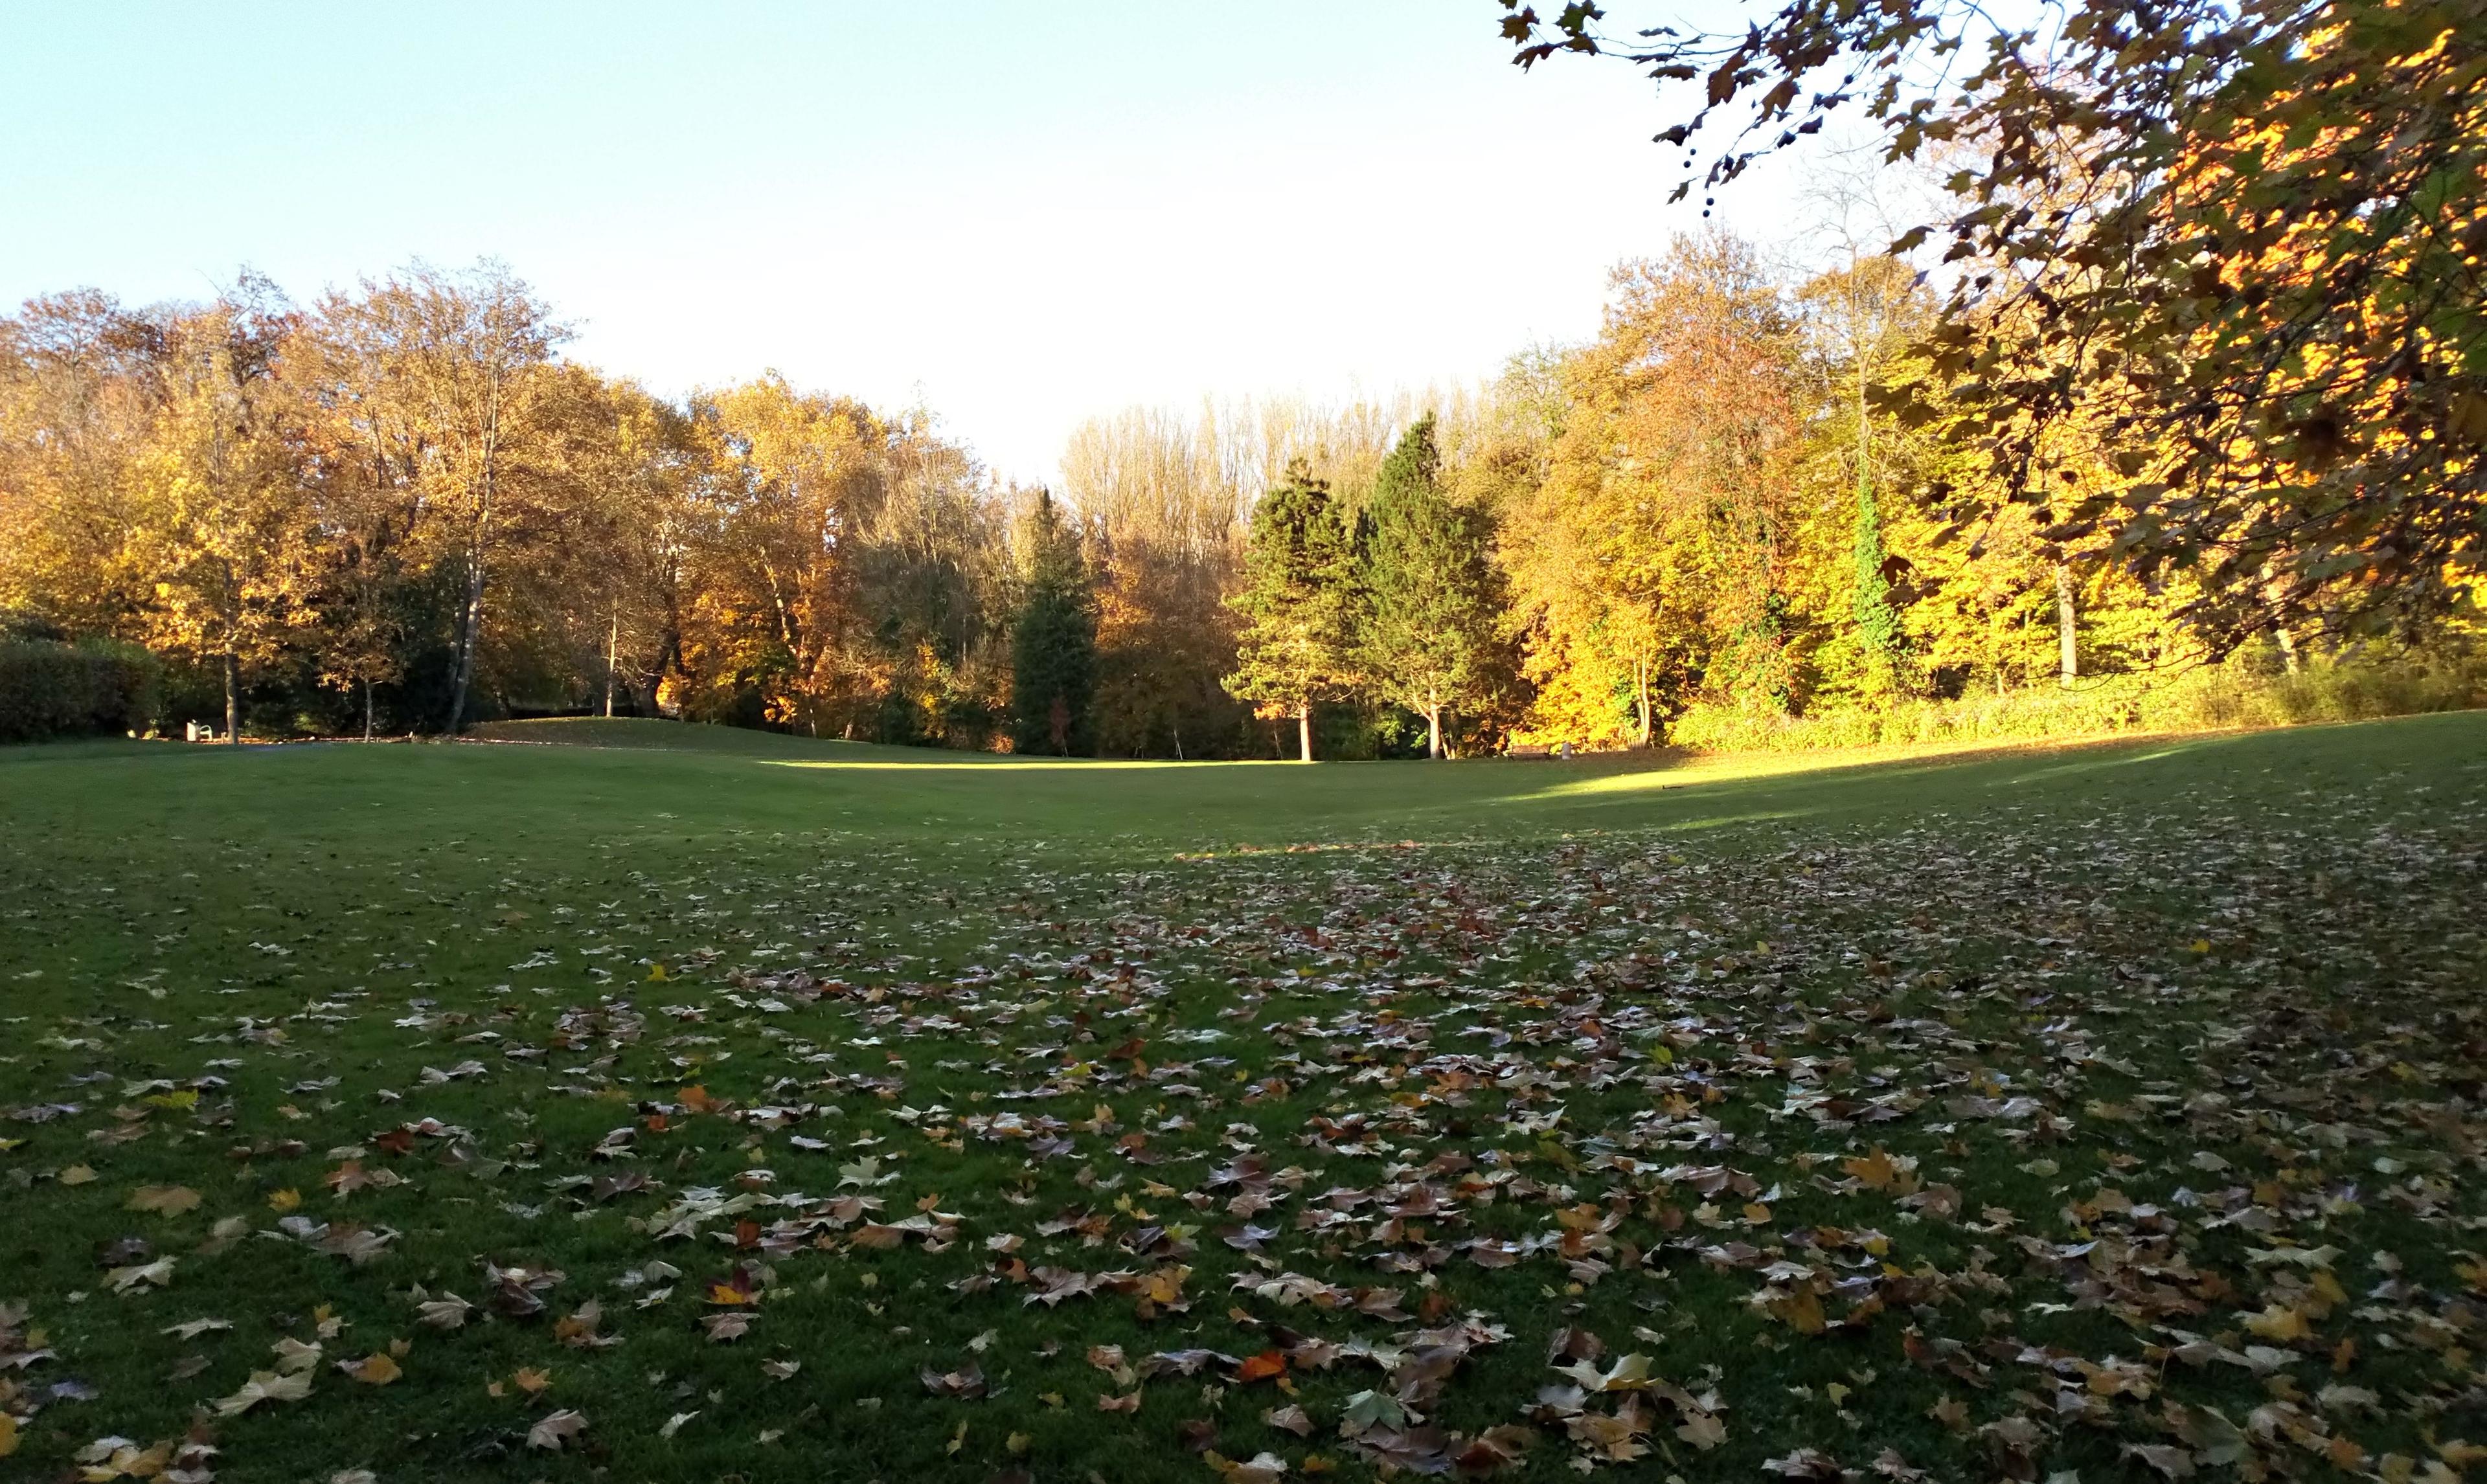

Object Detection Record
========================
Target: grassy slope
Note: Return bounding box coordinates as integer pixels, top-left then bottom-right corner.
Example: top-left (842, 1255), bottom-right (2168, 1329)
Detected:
top-left (1, 714), bottom-right (2482, 1483)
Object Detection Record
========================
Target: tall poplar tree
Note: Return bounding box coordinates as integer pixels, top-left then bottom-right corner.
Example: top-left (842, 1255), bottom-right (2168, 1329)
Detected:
top-left (1223, 460), bottom-right (1355, 761)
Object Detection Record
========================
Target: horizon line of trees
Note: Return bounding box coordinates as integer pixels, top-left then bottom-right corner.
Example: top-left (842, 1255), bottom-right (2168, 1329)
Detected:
top-left (1, 223), bottom-right (2471, 759)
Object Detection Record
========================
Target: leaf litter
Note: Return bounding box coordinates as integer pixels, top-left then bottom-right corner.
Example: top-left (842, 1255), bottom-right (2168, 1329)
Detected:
top-left (1, 773), bottom-right (2482, 1479)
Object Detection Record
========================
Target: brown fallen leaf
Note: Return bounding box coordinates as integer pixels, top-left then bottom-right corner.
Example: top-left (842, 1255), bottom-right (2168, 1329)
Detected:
top-left (128, 1186), bottom-right (201, 1217)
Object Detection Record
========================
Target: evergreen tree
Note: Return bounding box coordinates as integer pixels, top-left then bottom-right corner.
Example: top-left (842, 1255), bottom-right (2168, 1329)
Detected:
top-left (1359, 414), bottom-right (1505, 758)
top-left (1010, 491), bottom-right (1096, 756)
top-left (1222, 460), bottom-right (1356, 761)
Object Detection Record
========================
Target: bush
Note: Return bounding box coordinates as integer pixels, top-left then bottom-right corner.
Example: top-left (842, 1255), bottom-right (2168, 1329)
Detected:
top-left (1665, 644), bottom-right (2487, 755)
top-left (0, 640), bottom-right (161, 743)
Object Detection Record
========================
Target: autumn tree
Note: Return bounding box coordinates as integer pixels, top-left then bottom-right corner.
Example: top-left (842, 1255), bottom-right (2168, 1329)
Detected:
top-left (1503, 234), bottom-right (1804, 744)
top-left (1501, 0), bottom-right (2487, 649)
top-left (0, 293), bottom-right (168, 641)
top-left (126, 287), bottom-right (312, 742)
top-left (1224, 460), bottom-right (1358, 761)
top-left (315, 262), bottom-right (563, 732)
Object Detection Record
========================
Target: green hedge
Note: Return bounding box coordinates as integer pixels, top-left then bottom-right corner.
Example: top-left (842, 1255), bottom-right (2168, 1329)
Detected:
top-left (0, 641), bottom-right (161, 743)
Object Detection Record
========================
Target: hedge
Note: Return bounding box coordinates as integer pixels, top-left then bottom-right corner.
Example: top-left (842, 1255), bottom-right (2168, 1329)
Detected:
top-left (1664, 643), bottom-right (2487, 756)
top-left (0, 640), bottom-right (161, 743)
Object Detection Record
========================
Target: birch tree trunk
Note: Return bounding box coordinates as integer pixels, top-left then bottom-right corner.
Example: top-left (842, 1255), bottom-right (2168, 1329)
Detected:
top-left (1297, 702), bottom-right (1313, 763)
top-left (446, 405), bottom-right (497, 734)
top-left (2055, 563), bottom-right (2078, 688)
top-left (603, 608), bottom-right (620, 717)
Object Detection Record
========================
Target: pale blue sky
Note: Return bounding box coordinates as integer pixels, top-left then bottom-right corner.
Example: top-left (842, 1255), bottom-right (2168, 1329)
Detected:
top-left (0, 2), bottom-right (1811, 481)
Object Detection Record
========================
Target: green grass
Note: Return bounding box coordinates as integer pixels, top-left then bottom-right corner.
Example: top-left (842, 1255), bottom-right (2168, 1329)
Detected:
top-left (2, 714), bottom-right (2483, 1483)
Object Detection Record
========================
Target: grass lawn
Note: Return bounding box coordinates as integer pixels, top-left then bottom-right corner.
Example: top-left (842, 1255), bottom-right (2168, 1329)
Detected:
top-left (2, 714), bottom-right (2483, 1484)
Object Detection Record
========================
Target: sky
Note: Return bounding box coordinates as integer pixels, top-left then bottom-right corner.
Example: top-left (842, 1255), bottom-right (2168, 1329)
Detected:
top-left (0, 2), bottom-right (1817, 484)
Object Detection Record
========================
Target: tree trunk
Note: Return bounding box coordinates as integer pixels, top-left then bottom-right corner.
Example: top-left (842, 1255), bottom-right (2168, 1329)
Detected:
top-left (1296, 703), bottom-right (1313, 763)
top-left (604, 608), bottom-right (620, 717)
top-left (363, 679), bottom-right (374, 741)
top-left (1634, 654), bottom-right (1653, 747)
top-left (1425, 703), bottom-right (1442, 759)
top-left (223, 652), bottom-right (240, 745)
top-left (448, 392), bottom-right (500, 735)
top-left (2055, 563), bottom-right (2078, 688)
top-left (2275, 625), bottom-right (2301, 674)
top-left (448, 546), bottom-right (486, 732)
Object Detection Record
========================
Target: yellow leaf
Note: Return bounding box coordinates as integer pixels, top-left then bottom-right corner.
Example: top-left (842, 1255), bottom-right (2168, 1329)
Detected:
top-left (58, 1164), bottom-right (97, 1186)
top-left (1769, 1286), bottom-right (1827, 1335)
top-left (2244, 1304), bottom-right (2311, 1342)
top-left (268, 1187), bottom-right (301, 1213)
top-left (342, 1351), bottom-right (402, 1385)
top-left (0, 1412), bottom-right (16, 1457)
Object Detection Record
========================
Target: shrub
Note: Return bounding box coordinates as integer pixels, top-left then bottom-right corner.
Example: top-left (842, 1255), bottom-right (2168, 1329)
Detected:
top-left (1664, 644), bottom-right (2487, 756)
top-left (0, 640), bottom-right (162, 744)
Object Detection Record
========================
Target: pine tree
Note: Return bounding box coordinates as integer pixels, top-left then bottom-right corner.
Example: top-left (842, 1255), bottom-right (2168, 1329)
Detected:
top-left (1222, 460), bottom-right (1356, 761)
top-left (1010, 491), bottom-right (1096, 756)
top-left (1359, 414), bottom-right (1505, 758)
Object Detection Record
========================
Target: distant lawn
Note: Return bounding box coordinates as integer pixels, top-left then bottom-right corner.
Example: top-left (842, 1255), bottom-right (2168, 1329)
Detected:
top-left (465, 717), bottom-right (1026, 762)
top-left (1, 714), bottom-right (2482, 1483)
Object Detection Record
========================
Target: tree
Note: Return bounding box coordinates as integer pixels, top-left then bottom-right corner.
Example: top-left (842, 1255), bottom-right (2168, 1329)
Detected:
top-left (0, 292), bottom-right (167, 642)
top-left (1798, 254), bottom-right (1927, 697)
top-left (1503, 234), bottom-right (1805, 744)
top-left (1061, 406), bottom-right (1251, 758)
top-left (317, 262), bottom-right (563, 733)
top-left (1010, 491), bottom-right (1096, 756)
top-left (126, 288), bottom-right (311, 743)
top-left (1499, 0), bottom-right (2487, 649)
top-left (1223, 460), bottom-right (1357, 761)
top-left (1359, 414), bottom-right (1506, 757)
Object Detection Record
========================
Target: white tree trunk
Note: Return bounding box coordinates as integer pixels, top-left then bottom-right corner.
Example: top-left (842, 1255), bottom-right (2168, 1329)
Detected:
top-left (603, 607), bottom-right (620, 717)
top-left (1297, 703), bottom-right (1313, 763)
top-left (2056, 563), bottom-right (2078, 688)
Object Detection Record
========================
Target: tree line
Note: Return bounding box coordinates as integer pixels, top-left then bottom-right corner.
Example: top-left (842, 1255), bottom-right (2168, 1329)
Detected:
top-left (1, 222), bottom-right (2467, 758)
